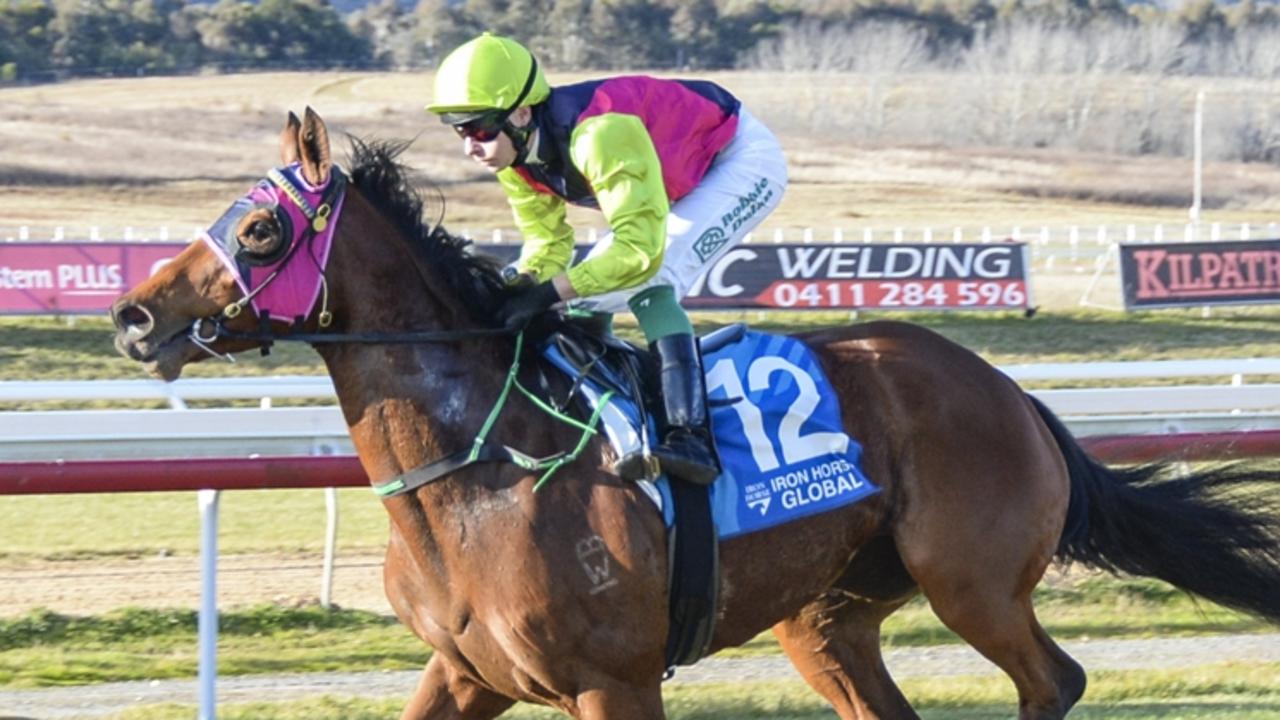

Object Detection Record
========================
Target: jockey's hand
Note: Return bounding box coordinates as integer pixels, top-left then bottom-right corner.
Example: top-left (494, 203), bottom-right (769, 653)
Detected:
top-left (498, 280), bottom-right (560, 331)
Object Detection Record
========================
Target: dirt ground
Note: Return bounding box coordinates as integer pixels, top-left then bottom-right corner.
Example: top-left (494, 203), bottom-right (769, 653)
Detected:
top-left (0, 551), bottom-right (395, 617)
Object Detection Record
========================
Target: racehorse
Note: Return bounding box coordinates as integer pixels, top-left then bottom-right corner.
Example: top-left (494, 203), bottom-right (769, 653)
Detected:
top-left (111, 108), bottom-right (1280, 719)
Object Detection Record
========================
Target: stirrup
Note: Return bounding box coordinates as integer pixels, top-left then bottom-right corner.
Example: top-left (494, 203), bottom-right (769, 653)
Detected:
top-left (614, 451), bottom-right (662, 482)
top-left (654, 452), bottom-right (720, 486)
top-left (651, 430), bottom-right (720, 485)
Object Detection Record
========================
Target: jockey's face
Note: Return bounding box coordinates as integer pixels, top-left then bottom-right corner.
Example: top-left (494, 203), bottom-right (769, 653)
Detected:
top-left (462, 106), bottom-right (531, 172)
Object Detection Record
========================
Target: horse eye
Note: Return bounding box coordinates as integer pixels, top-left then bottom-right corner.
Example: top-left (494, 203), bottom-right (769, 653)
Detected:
top-left (250, 219), bottom-right (278, 241)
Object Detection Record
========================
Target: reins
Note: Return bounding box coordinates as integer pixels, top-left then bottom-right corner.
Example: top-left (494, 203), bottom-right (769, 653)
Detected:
top-left (191, 314), bottom-right (510, 355)
top-left (188, 158), bottom-right (614, 494)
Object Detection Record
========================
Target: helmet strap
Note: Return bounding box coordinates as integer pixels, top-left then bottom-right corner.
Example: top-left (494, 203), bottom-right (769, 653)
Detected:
top-left (501, 56), bottom-right (539, 166)
top-left (507, 121), bottom-right (534, 166)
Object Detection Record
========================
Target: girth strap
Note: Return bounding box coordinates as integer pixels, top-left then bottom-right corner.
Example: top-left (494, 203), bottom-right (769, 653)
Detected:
top-left (663, 477), bottom-right (719, 671)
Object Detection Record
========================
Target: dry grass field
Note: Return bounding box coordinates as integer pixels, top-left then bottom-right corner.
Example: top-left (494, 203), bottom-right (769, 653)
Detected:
top-left (3, 70), bottom-right (1280, 240)
top-left (4, 70), bottom-right (1278, 309)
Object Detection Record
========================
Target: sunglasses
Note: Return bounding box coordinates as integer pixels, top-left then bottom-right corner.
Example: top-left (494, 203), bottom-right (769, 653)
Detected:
top-left (452, 113), bottom-right (508, 143)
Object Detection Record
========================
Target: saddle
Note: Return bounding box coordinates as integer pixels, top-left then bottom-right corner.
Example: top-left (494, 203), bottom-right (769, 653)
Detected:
top-left (538, 318), bottom-right (746, 474)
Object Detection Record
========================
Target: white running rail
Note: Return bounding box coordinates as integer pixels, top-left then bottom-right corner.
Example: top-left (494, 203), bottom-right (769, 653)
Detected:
top-left (3, 359), bottom-right (1280, 461)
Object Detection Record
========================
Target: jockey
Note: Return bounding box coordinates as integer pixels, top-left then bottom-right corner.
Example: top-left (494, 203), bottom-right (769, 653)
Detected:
top-left (426, 33), bottom-right (788, 485)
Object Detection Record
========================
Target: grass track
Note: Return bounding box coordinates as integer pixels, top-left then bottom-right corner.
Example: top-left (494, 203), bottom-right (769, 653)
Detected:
top-left (1, 575), bottom-right (1269, 688)
top-left (100, 664), bottom-right (1280, 719)
top-left (7, 307), bottom-right (1280, 388)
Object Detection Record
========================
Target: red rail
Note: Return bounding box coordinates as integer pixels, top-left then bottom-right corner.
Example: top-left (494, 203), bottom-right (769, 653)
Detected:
top-left (0, 456), bottom-right (367, 494)
top-left (3, 430), bottom-right (1280, 495)
top-left (1080, 429), bottom-right (1280, 464)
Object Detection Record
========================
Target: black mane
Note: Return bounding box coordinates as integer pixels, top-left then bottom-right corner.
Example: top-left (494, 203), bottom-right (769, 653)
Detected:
top-left (345, 137), bottom-right (508, 325)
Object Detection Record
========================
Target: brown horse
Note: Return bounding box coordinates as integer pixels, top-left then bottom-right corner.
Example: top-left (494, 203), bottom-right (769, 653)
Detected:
top-left (111, 109), bottom-right (1280, 719)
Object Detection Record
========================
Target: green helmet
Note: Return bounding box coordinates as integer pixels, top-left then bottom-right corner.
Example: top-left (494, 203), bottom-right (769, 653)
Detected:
top-left (426, 33), bottom-right (550, 121)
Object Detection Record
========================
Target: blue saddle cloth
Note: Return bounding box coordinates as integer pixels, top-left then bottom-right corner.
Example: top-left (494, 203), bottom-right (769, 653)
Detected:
top-left (542, 325), bottom-right (880, 540)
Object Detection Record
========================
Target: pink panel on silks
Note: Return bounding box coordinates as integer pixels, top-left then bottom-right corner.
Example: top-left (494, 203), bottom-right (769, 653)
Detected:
top-left (0, 242), bottom-right (185, 315)
top-left (578, 77), bottom-right (738, 203)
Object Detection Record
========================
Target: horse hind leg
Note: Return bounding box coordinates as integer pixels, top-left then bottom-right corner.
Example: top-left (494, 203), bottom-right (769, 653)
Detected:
top-left (923, 585), bottom-right (1085, 720)
top-left (774, 590), bottom-right (919, 720)
top-left (898, 472), bottom-right (1086, 717)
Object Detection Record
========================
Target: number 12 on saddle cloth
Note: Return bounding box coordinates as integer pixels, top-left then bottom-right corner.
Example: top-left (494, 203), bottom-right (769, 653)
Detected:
top-left (543, 328), bottom-right (880, 539)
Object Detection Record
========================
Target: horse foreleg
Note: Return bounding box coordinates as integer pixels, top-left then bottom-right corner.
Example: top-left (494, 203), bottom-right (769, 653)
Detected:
top-left (774, 592), bottom-right (918, 720)
top-left (399, 654), bottom-right (514, 720)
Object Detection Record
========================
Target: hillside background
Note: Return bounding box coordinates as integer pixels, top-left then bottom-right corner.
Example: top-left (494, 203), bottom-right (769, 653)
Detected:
top-left (6, 0), bottom-right (1280, 312)
top-left (6, 0), bottom-right (1280, 164)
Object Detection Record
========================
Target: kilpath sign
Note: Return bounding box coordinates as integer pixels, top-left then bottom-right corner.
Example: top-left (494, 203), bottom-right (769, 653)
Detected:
top-left (1119, 239), bottom-right (1280, 309)
top-left (1, 241), bottom-right (1033, 314)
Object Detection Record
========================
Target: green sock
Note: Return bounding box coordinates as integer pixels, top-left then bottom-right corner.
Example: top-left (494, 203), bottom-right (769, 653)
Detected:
top-left (628, 284), bottom-right (693, 344)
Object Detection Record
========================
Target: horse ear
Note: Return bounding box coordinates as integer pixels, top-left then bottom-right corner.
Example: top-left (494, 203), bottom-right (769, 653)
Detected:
top-left (299, 106), bottom-right (332, 186)
top-left (280, 111), bottom-right (302, 166)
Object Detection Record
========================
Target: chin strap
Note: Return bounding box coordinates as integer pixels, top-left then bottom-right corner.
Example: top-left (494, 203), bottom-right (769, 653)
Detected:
top-left (507, 120), bottom-right (535, 167)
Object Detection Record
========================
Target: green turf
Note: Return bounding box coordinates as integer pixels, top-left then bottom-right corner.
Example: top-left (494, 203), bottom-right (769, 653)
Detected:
top-left (103, 664), bottom-right (1280, 719)
top-left (0, 487), bottom-right (390, 559)
top-left (7, 308), bottom-right (1280, 388)
top-left (1, 573), bottom-right (1267, 688)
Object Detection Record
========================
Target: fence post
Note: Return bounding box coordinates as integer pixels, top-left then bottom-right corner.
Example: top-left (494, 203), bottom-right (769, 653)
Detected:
top-left (198, 488), bottom-right (221, 720)
top-left (321, 487), bottom-right (339, 610)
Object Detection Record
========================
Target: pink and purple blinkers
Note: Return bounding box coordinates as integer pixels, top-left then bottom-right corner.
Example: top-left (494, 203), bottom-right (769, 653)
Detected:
top-left (200, 163), bottom-right (346, 323)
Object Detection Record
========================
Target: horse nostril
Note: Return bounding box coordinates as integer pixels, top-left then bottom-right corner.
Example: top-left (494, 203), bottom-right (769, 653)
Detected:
top-left (114, 303), bottom-right (154, 335)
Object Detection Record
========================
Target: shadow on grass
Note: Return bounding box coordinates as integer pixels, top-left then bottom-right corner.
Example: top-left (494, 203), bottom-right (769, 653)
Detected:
top-left (883, 619), bottom-right (1266, 648)
top-left (667, 699), bottom-right (1280, 720)
top-left (954, 701), bottom-right (1280, 719)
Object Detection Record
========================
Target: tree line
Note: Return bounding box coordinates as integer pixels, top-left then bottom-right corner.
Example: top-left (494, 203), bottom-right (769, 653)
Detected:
top-left (6, 0), bottom-right (1280, 83)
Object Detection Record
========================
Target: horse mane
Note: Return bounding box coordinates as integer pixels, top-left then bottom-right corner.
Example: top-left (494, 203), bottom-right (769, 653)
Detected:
top-left (345, 137), bottom-right (508, 327)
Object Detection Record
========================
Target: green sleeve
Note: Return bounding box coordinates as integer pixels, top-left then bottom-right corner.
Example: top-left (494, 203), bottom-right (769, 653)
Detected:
top-left (565, 113), bottom-right (669, 297)
top-left (497, 167), bottom-right (575, 282)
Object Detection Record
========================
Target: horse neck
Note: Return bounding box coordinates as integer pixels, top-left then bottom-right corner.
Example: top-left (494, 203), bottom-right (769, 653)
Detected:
top-left (313, 190), bottom-right (511, 487)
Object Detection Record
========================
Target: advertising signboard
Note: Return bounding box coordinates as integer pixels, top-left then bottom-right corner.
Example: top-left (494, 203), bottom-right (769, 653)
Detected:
top-left (0, 241), bottom-right (1033, 314)
top-left (483, 242), bottom-right (1031, 311)
top-left (677, 242), bottom-right (1031, 310)
top-left (0, 243), bottom-right (184, 314)
top-left (1119, 239), bottom-right (1280, 309)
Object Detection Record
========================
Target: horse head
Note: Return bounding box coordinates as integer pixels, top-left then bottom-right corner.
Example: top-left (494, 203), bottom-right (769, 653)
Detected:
top-left (111, 108), bottom-right (508, 382)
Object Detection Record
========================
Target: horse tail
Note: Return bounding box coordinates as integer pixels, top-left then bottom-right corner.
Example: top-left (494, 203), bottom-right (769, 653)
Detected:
top-left (1027, 393), bottom-right (1280, 623)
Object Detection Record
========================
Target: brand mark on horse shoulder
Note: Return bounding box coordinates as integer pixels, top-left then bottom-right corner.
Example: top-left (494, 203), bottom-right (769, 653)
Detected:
top-left (575, 535), bottom-right (619, 594)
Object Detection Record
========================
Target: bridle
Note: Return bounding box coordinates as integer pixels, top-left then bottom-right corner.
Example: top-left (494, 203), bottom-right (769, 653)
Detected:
top-left (188, 164), bottom-right (509, 362)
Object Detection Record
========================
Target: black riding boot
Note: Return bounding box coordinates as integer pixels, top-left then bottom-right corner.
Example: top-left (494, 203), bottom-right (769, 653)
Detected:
top-left (649, 334), bottom-right (721, 485)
